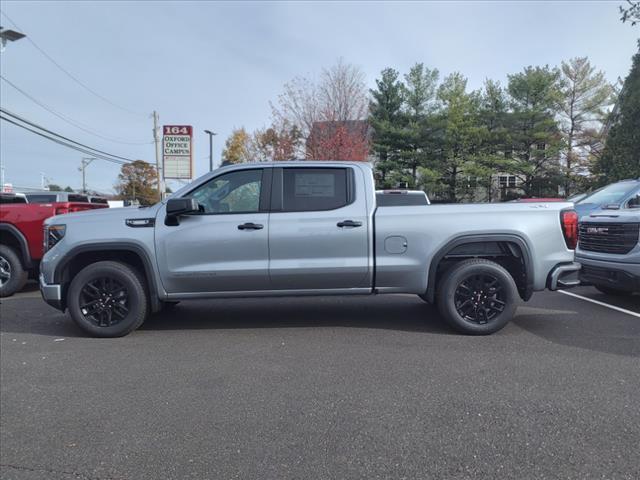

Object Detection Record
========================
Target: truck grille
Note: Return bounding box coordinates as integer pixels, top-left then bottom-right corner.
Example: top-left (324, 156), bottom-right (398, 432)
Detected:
top-left (579, 222), bottom-right (640, 255)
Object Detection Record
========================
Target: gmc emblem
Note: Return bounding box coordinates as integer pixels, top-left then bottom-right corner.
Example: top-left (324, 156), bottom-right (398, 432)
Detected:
top-left (586, 227), bottom-right (609, 234)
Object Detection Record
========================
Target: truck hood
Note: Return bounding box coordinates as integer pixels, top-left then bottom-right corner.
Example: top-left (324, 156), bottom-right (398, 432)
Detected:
top-left (44, 204), bottom-right (162, 226)
top-left (585, 209), bottom-right (640, 222)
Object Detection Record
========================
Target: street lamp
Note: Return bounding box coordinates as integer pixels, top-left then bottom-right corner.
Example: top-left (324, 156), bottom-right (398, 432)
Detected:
top-left (204, 130), bottom-right (217, 172)
top-left (0, 27), bottom-right (26, 52)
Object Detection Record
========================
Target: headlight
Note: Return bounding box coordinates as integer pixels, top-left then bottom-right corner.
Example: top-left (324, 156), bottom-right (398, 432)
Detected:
top-left (43, 224), bottom-right (66, 253)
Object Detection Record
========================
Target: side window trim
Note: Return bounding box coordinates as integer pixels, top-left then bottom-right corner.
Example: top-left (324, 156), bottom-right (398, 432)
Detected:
top-left (271, 166), bottom-right (355, 213)
top-left (259, 168), bottom-right (273, 213)
top-left (182, 167), bottom-right (269, 216)
top-left (270, 167), bottom-right (283, 212)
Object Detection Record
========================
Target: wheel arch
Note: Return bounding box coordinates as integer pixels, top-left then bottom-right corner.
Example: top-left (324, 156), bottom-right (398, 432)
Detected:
top-left (0, 224), bottom-right (32, 269)
top-left (54, 242), bottom-right (162, 313)
top-left (426, 234), bottom-right (534, 303)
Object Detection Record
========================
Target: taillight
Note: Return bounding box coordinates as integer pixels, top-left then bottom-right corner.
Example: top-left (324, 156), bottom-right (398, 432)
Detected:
top-left (560, 209), bottom-right (578, 250)
top-left (55, 207), bottom-right (69, 215)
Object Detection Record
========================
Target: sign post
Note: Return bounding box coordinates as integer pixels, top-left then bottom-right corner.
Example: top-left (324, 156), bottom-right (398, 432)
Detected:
top-left (162, 125), bottom-right (193, 180)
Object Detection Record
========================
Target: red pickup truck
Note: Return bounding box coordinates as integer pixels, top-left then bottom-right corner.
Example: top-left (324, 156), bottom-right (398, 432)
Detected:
top-left (0, 196), bottom-right (107, 296)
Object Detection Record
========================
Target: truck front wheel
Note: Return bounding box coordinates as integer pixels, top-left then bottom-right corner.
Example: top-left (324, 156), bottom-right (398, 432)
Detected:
top-left (0, 245), bottom-right (28, 298)
top-left (436, 259), bottom-right (518, 335)
top-left (67, 261), bottom-right (148, 337)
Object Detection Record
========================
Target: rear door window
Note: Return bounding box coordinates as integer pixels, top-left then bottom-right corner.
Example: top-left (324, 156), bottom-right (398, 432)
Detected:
top-left (26, 194), bottom-right (57, 203)
top-left (282, 168), bottom-right (350, 212)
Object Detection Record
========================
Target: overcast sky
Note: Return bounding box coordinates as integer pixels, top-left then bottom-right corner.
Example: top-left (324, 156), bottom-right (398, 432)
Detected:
top-left (0, 1), bottom-right (638, 193)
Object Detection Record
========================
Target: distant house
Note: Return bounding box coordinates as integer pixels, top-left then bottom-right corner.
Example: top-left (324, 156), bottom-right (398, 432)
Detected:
top-left (306, 120), bottom-right (371, 161)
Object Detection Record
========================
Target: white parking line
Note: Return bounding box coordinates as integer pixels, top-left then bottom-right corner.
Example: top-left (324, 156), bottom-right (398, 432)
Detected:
top-left (558, 290), bottom-right (640, 318)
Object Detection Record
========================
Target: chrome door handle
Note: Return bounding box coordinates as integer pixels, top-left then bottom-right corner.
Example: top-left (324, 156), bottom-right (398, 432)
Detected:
top-left (337, 220), bottom-right (362, 228)
top-left (237, 222), bottom-right (264, 230)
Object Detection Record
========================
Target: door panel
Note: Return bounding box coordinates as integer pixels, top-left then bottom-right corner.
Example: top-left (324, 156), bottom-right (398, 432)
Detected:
top-left (155, 168), bottom-right (270, 294)
top-left (155, 213), bottom-right (269, 293)
top-left (268, 167), bottom-right (370, 290)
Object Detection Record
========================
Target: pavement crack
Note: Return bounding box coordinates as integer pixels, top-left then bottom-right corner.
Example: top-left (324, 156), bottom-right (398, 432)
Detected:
top-left (0, 463), bottom-right (125, 480)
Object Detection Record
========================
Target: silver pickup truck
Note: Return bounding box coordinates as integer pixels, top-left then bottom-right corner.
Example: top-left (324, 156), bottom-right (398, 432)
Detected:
top-left (39, 162), bottom-right (580, 337)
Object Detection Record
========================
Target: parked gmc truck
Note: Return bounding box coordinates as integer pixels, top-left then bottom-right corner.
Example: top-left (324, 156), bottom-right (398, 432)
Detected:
top-left (577, 198), bottom-right (640, 295)
top-left (39, 162), bottom-right (580, 337)
top-left (0, 199), bottom-right (107, 297)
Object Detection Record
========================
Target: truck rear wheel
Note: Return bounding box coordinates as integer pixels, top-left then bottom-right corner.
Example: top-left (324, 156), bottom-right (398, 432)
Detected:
top-left (0, 245), bottom-right (28, 298)
top-left (67, 261), bottom-right (148, 337)
top-left (436, 259), bottom-right (518, 335)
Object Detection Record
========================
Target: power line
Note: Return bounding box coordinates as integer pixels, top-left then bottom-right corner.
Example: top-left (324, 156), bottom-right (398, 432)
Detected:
top-left (0, 108), bottom-right (139, 163)
top-left (1, 114), bottom-right (129, 165)
top-left (1, 75), bottom-right (152, 145)
top-left (1, 9), bottom-right (147, 118)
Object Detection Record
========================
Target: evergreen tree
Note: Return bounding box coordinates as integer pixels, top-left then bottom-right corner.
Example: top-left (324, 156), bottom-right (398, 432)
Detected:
top-left (507, 66), bottom-right (564, 197)
top-left (476, 80), bottom-right (512, 201)
top-left (401, 63), bottom-right (440, 185)
top-left (596, 42), bottom-right (640, 181)
top-left (434, 73), bottom-right (481, 202)
top-left (369, 68), bottom-right (406, 186)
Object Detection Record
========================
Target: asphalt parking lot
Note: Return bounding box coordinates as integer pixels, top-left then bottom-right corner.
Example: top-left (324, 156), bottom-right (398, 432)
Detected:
top-left (1, 285), bottom-right (638, 480)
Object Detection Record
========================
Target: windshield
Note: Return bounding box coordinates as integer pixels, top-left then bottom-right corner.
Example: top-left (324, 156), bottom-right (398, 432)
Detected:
top-left (0, 195), bottom-right (27, 204)
top-left (577, 183), bottom-right (638, 206)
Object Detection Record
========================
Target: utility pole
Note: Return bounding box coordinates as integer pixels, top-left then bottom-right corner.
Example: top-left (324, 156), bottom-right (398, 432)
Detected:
top-left (0, 27), bottom-right (25, 191)
top-left (204, 130), bottom-right (217, 172)
top-left (152, 111), bottom-right (164, 200)
top-left (79, 157), bottom-right (95, 193)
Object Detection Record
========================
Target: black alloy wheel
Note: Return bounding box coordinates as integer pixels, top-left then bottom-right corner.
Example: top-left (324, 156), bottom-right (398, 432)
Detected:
top-left (0, 245), bottom-right (28, 297)
top-left (436, 258), bottom-right (518, 335)
top-left (0, 254), bottom-right (11, 288)
top-left (453, 274), bottom-right (506, 324)
top-left (68, 261), bottom-right (148, 337)
top-left (79, 277), bottom-right (130, 327)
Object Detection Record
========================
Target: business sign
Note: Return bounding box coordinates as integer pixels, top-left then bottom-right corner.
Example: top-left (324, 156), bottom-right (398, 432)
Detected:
top-left (163, 125), bottom-right (193, 179)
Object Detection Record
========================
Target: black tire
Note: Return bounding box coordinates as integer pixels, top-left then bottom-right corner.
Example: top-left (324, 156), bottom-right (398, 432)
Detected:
top-left (436, 259), bottom-right (518, 335)
top-left (0, 245), bottom-right (28, 298)
top-left (67, 261), bottom-right (148, 337)
top-left (595, 285), bottom-right (634, 297)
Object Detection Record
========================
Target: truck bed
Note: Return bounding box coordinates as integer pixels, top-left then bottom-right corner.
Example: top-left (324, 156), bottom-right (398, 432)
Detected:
top-left (374, 202), bottom-right (574, 294)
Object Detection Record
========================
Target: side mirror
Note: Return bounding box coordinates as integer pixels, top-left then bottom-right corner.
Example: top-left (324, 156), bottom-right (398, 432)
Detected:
top-left (628, 196), bottom-right (640, 209)
top-left (165, 198), bottom-right (199, 225)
